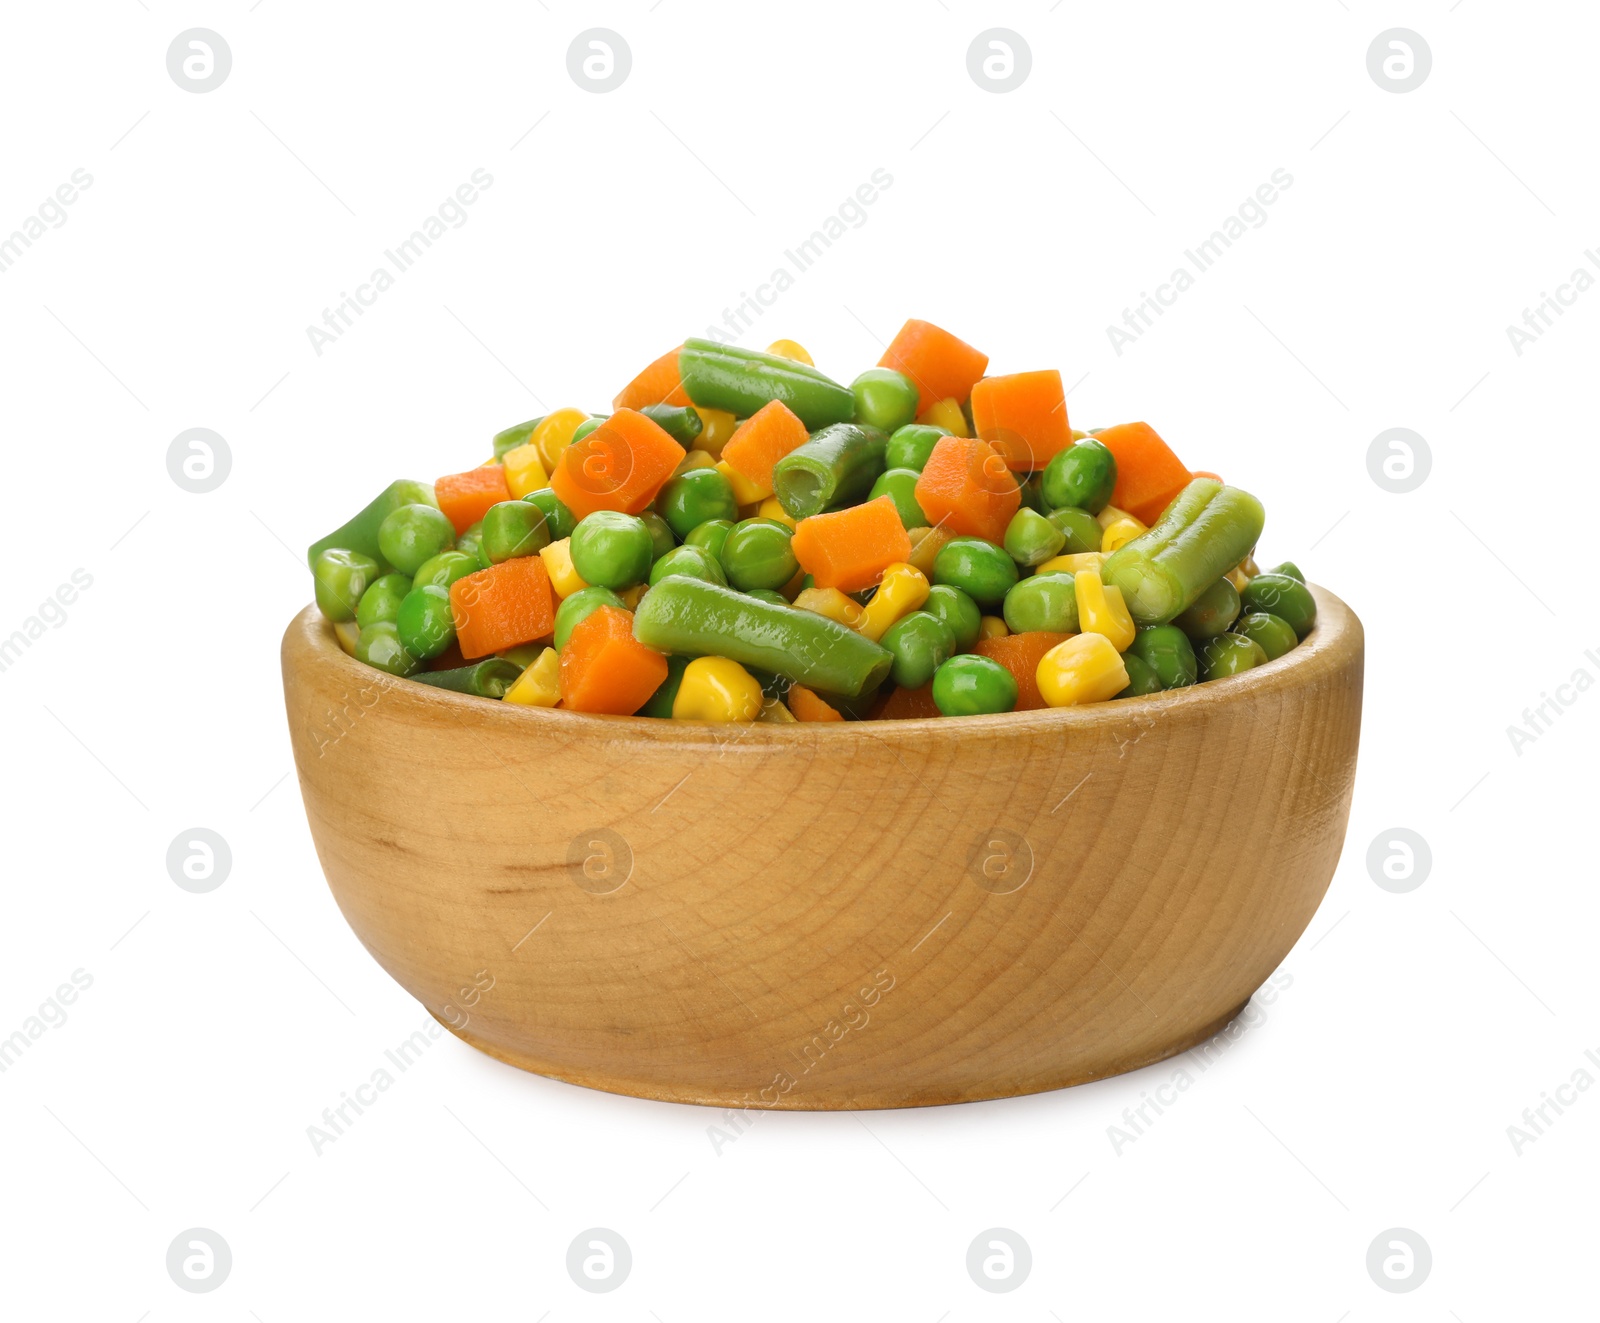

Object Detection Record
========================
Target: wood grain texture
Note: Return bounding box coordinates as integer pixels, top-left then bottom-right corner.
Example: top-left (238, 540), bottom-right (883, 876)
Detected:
top-left (281, 587), bottom-right (1363, 1110)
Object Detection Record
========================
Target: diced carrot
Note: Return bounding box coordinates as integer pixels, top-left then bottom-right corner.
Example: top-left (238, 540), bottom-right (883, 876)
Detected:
top-left (973, 632), bottom-right (1072, 712)
top-left (551, 408), bottom-right (686, 519)
top-left (873, 683), bottom-right (942, 720)
top-left (913, 435), bottom-right (1020, 543)
top-left (436, 465), bottom-right (512, 536)
top-left (879, 319), bottom-right (989, 414)
top-left (450, 557), bottom-right (555, 658)
top-left (613, 346), bottom-right (690, 412)
top-left (970, 369), bottom-right (1072, 471)
top-left (720, 400), bottom-right (810, 500)
top-left (1191, 469), bottom-right (1222, 482)
top-left (787, 683), bottom-right (844, 722)
top-left (790, 495), bottom-right (913, 593)
top-left (1097, 422), bottom-right (1192, 527)
top-left (559, 606), bottom-right (669, 716)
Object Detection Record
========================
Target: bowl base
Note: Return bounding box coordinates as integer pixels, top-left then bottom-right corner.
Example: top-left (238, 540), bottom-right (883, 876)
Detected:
top-left (430, 995), bottom-right (1256, 1111)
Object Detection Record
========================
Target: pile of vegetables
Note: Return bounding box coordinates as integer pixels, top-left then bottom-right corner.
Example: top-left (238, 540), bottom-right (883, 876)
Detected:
top-left (305, 319), bottom-right (1317, 721)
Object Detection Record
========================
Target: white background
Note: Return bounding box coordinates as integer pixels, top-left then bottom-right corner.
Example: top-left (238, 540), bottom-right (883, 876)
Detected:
top-left (2, 1), bottom-right (1596, 1317)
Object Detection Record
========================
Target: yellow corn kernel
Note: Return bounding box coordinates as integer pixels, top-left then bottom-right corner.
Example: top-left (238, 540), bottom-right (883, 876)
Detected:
top-left (617, 583), bottom-right (648, 610)
top-left (530, 407), bottom-right (589, 474)
top-left (1038, 551), bottom-right (1106, 577)
top-left (758, 496), bottom-right (796, 530)
top-left (906, 524), bottom-right (953, 577)
top-left (1070, 428), bottom-right (1088, 441)
top-left (691, 407), bottom-right (738, 457)
top-left (1036, 633), bottom-right (1130, 708)
top-left (1074, 571), bottom-right (1137, 652)
top-left (333, 619), bottom-right (362, 656)
top-left (793, 586), bottom-right (864, 628)
top-left (1096, 504), bottom-right (1134, 530)
top-left (716, 459), bottom-right (767, 507)
top-left (538, 538), bottom-right (588, 599)
top-left (854, 562), bottom-right (929, 643)
top-left (1100, 516), bottom-right (1146, 553)
top-left (501, 442), bottom-right (550, 499)
top-left (918, 397), bottom-right (968, 437)
top-left (756, 695), bottom-right (797, 723)
top-left (673, 449), bottom-right (716, 477)
top-left (672, 656), bottom-right (764, 722)
top-left (766, 339), bottom-right (813, 365)
top-left (1237, 552), bottom-right (1260, 579)
top-left (503, 647), bottom-right (561, 707)
top-left (1226, 566), bottom-right (1251, 593)
top-left (978, 615), bottom-right (1009, 641)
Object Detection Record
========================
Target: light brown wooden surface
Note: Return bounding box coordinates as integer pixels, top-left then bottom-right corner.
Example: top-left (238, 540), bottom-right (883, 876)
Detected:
top-left (281, 587), bottom-right (1363, 1110)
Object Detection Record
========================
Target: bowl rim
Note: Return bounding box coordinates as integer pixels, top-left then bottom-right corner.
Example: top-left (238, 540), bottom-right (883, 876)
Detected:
top-left (284, 583), bottom-right (1361, 748)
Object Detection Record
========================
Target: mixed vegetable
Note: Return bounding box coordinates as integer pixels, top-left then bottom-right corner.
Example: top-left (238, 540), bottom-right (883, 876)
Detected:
top-left (305, 319), bottom-right (1316, 721)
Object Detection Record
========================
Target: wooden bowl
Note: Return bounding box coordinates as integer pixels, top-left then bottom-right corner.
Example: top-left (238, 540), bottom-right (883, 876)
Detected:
top-left (281, 586), bottom-right (1362, 1110)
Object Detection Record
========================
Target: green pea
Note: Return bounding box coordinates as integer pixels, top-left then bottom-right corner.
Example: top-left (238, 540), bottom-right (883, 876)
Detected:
top-left (684, 518), bottom-right (734, 562)
top-left (743, 588), bottom-right (790, 607)
top-left (412, 550), bottom-right (479, 591)
top-left (1239, 573), bottom-right (1316, 639)
top-left (377, 504), bottom-right (456, 576)
top-left (1199, 632), bottom-right (1269, 681)
top-left (1127, 625), bottom-right (1197, 689)
top-left (1118, 653), bottom-right (1163, 697)
top-left (554, 586), bottom-right (625, 650)
top-left (1040, 438), bottom-right (1117, 514)
top-left (1173, 578), bottom-right (1241, 641)
top-left (884, 423), bottom-right (948, 472)
top-left (1020, 473), bottom-right (1051, 516)
top-left (570, 415), bottom-right (606, 445)
top-left (1002, 572), bottom-right (1079, 634)
top-left (1003, 508), bottom-right (1066, 568)
top-left (648, 544), bottom-right (727, 587)
top-left (1046, 506), bottom-right (1102, 555)
top-left (1234, 611), bottom-right (1297, 661)
top-left (881, 611), bottom-right (955, 689)
top-left (522, 489), bottom-right (576, 542)
top-left (867, 468), bottom-right (929, 530)
top-left (570, 511), bottom-right (653, 589)
top-left (932, 537), bottom-right (1019, 607)
top-left (1267, 561), bottom-right (1305, 584)
top-left (454, 520), bottom-right (484, 561)
top-left (355, 620), bottom-right (421, 676)
top-left (720, 519), bottom-right (798, 591)
top-left (922, 584), bottom-right (981, 650)
top-left (396, 584), bottom-right (457, 659)
top-left (639, 510), bottom-right (677, 561)
top-left (640, 654), bottom-right (691, 718)
top-left (313, 548), bottom-right (378, 622)
top-left (657, 467), bottom-right (739, 540)
top-left (931, 654), bottom-right (1018, 716)
top-left (850, 368), bottom-right (920, 434)
top-left (356, 573), bottom-right (413, 629)
top-left (482, 500), bottom-right (551, 563)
